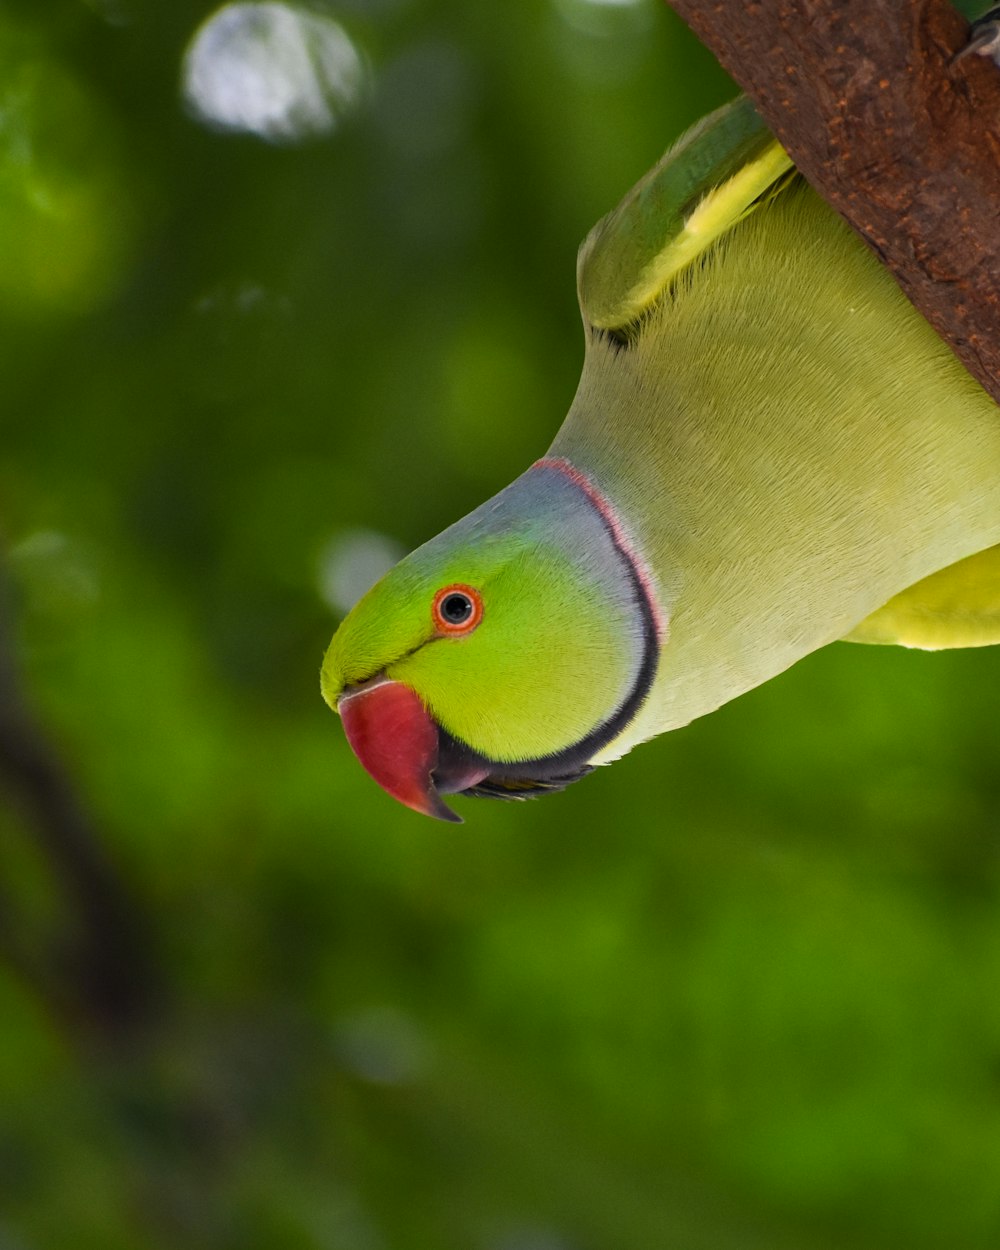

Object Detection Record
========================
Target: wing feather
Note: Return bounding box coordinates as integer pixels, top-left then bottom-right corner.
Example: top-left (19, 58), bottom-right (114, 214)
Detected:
top-left (578, 96), bottom-right (793, 335)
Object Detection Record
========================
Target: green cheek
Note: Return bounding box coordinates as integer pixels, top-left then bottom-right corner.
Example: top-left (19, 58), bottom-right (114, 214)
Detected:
top-left (390, 575), bottom-right (639, 763)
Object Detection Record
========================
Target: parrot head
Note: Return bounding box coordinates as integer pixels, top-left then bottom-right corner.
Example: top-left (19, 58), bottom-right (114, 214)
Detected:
top-left (321, 459), bottom-right (661, 820)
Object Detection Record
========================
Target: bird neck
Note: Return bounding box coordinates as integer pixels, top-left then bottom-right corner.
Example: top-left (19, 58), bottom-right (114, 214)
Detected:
top-left (552, 185), bottom-right (1000, 752)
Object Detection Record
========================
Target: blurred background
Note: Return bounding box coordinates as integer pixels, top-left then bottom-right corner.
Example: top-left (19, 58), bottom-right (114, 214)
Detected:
top-left (2, 0), bottom-right (1000, 1247)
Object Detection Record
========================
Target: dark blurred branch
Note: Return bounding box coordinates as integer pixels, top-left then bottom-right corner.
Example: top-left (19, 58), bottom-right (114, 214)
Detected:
top-left (0, 560), bottom-right (160, 1037)
top-left (665, 0), bottom-right (1000, 404)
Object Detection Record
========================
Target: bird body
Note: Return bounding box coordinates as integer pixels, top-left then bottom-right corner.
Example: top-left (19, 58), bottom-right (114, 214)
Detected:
top-left (323, 97), bottom-right (1000, 819)
top-left (557, 177), bottom-right (1000, 759)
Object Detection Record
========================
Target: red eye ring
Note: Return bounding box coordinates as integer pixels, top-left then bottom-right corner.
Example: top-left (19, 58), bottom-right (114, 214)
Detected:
top-left (432, 584), bottom-right (484, 636)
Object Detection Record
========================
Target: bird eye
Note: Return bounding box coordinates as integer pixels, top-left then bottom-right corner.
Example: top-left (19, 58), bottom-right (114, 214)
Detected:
top-left (441, 594), bottom-right (472, 624)
top-left (432, 584), bottom-right (483, 635)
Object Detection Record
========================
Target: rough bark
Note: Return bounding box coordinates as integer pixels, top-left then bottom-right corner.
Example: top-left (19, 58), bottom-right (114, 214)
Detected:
top-left (665, 0), bottom-right (1000, 404)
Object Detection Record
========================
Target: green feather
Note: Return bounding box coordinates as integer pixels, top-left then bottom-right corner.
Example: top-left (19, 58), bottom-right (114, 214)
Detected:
top-left (578, 96), bottom-right (793, 335)
top-left (844, 544), bottom-right (1000, 648)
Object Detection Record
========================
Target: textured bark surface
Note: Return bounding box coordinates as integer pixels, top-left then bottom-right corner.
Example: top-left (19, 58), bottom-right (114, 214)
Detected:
top-left (666, 0), bottom-right (1000, 404)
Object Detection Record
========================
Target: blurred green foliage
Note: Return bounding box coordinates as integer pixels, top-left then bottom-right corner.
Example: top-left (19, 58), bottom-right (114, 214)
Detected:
top-left (2, 1), bottom-right (1000, 1247)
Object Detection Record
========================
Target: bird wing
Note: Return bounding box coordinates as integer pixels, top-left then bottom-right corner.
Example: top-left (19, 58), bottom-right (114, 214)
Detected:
top-left (577, 95), bottom-right (793, 336)
top-left (843, 544), bottom-right (1000, 649)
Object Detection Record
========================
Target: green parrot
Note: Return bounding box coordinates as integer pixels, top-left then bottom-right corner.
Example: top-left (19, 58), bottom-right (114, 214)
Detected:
top-left (321, 96), bottom-right (1000, 821)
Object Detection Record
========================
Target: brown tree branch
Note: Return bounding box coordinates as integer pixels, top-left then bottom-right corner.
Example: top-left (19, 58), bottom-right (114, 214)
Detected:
top-left (665, 0), bottom-right (1000, 404)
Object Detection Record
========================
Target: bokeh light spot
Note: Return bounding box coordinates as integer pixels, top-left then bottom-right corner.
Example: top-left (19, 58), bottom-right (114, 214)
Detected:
top-left (332, 1005), bottom-right (431, 1086)
top-left (182, 2), bottom-right (367, 143)
top-left (9, 531), bottom-right (100, 621)
top-left (553, 0), bottom-right (654, 36)
top-left (318, 528), bottom-right (406, 615)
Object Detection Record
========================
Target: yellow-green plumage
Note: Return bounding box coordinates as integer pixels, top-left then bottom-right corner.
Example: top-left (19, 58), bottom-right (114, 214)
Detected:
top-left (844, 544), bottom-right (1000, 649)
top-left (561, 171), bottom-right (1000, 762)
top-left (322, 98), bottom-right (1000, 816)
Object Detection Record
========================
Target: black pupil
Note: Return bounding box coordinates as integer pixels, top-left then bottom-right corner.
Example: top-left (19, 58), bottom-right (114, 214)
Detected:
top-left (441, 593), bottom-right (473, 624)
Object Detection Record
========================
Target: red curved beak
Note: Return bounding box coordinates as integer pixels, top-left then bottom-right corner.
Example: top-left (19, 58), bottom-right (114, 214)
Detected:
top-left (338, 679), bottom-right (468, 822)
